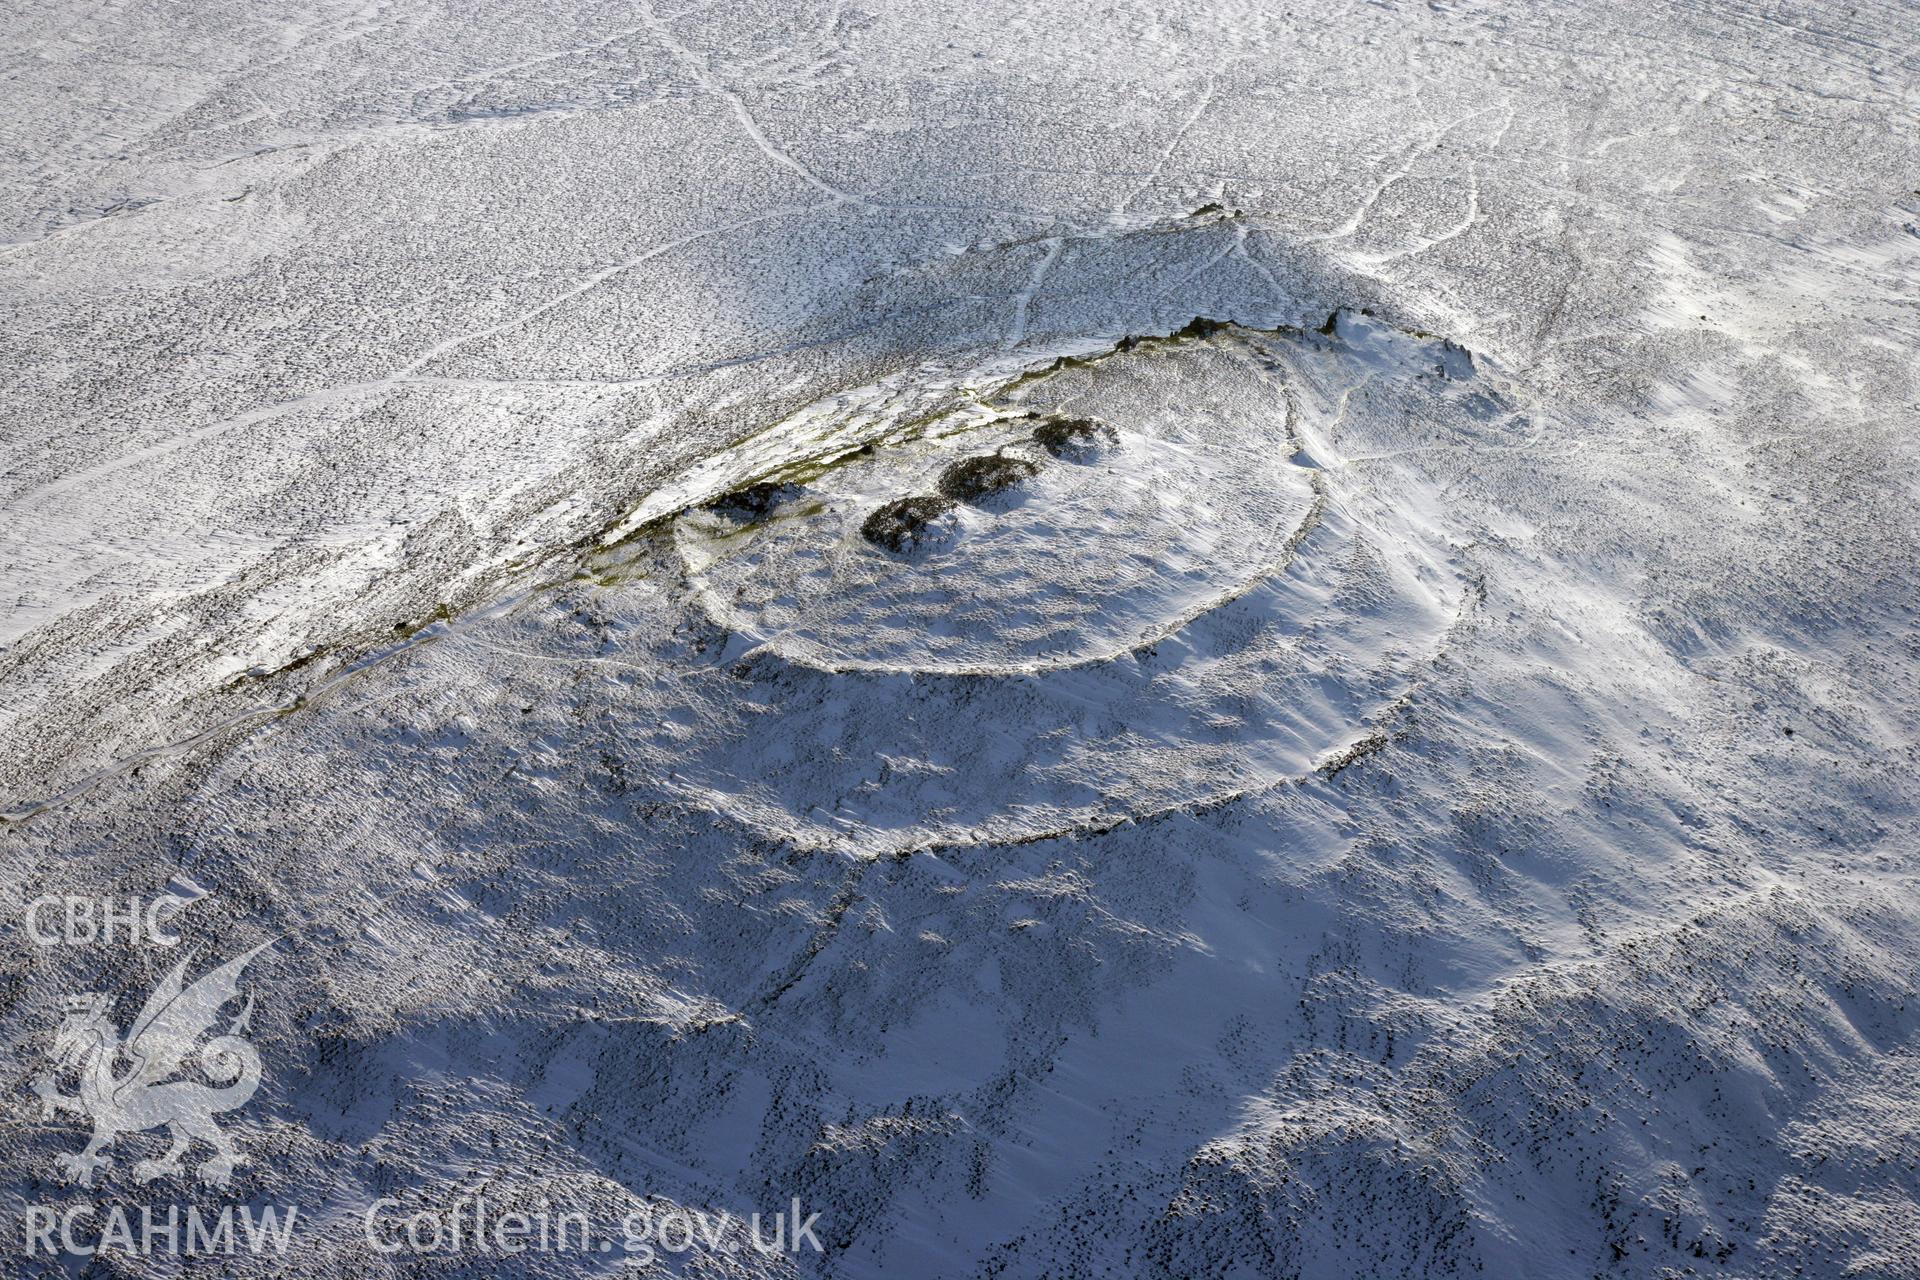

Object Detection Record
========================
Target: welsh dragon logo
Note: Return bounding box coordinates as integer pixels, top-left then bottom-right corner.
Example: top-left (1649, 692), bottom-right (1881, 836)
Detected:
top-left (32, 943), bottom-right (269, 1188)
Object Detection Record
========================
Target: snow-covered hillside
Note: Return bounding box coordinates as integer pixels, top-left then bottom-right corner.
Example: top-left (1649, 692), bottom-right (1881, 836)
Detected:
top-left (3, 1), bottom-right (1917, 1276)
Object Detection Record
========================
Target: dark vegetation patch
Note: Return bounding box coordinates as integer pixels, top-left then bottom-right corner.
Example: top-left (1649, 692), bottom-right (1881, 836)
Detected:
top-left (1112, 315), bottom-right (1229, 354)
top-left (705, 480), bottom-right (801, 523)
top-left (935, 454), bottom-right (1040, 504)
top-left (1031, 416), bottom-right (1118, 462)
top-left (1168, 315), bottom-right (1231, 341)
top-left (861, 495), bottom-right (955, 553)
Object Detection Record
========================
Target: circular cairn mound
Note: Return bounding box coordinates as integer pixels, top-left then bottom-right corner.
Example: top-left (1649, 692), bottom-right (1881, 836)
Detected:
top-left (674, 334), bottom-right (1319, 673)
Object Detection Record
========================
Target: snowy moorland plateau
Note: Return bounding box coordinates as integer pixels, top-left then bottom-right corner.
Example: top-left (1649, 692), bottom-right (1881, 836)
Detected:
top-left (2, 0), bottom-right (1918, 1276)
